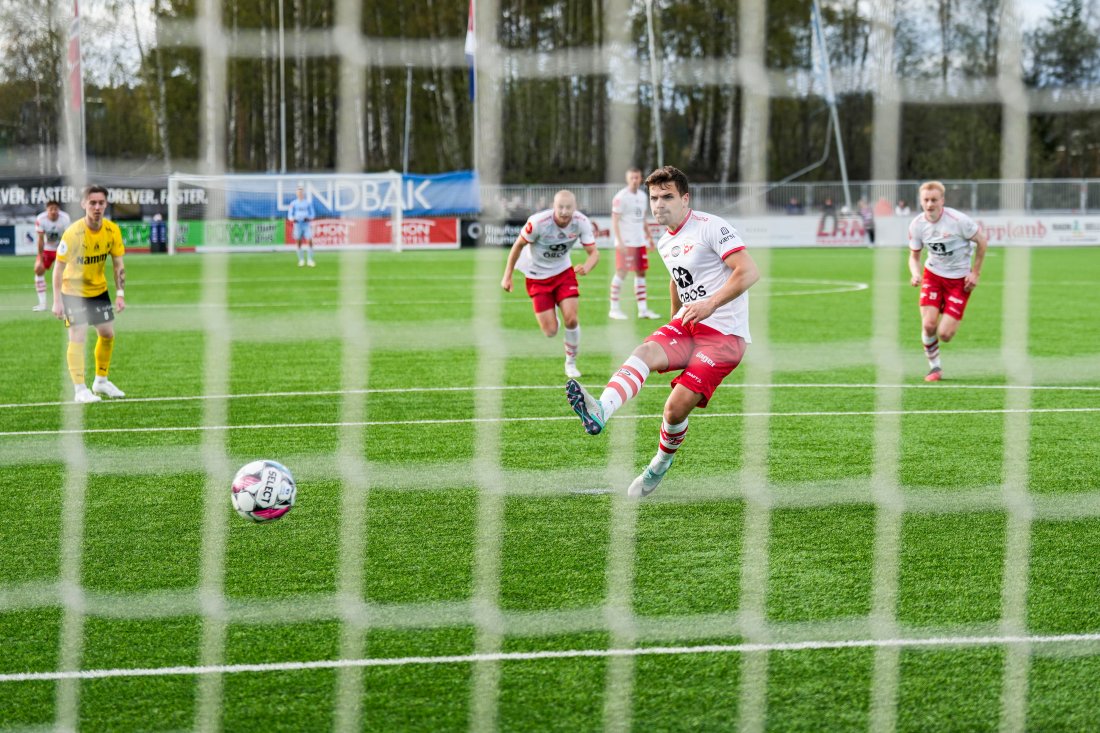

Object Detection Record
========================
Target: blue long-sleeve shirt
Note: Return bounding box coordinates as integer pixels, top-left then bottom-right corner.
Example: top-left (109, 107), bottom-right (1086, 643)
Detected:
top-left (287, 198), bottom-right (316, 223)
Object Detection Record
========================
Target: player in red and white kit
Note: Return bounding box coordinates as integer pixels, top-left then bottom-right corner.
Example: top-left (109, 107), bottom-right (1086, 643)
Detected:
top-left (33, 200), bottom-right (72, 311)
top-left (609, 167), bottom-right (661, 320)
top-left (501, 189), bottom-right (599, 378)
top-left (907, 180), bottom-right (988, 382)
top-left (566, 166), bottom-right (759, 497)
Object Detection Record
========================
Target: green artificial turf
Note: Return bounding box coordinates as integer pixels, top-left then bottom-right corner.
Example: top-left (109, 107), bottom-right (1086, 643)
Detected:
top-left (0, 245), bottom-right (1097, 731)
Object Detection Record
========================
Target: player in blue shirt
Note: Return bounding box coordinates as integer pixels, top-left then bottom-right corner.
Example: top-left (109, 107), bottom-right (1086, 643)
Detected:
top-left (287, 185), bottom-right (316, 267)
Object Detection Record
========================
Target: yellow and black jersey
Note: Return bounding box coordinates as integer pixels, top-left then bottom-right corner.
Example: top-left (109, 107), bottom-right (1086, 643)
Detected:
top-left (57, 218), bottom-right (125, 297)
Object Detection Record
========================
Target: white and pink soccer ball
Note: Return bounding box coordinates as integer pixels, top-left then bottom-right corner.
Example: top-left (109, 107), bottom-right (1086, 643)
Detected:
top-left (231, 459), bottom-right (297, 522)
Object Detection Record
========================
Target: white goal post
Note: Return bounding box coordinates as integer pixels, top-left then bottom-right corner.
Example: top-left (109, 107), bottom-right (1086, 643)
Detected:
top-left (166, 172), bottom-right (404, 254)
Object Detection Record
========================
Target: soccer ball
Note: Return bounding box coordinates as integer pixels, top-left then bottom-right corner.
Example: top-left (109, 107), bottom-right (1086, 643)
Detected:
top-left (231, 459), bottom-right (297, 522)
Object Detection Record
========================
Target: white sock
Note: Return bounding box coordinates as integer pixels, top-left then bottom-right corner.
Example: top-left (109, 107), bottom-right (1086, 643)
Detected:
top-left (564, 326), bottom-right (580, 362)
top-left (297, 248), bottom-right (304, 263)
top-left (635, 276), bottom-right (648, 314)
top-left (610, 275), bottom-right (623, 311)
top-left (599, 355), bottom-right (650, 419)
top-left (35, 275), bottom-right (46, 305)
top-left (922, 331), bottom-right (941, 369)
top-left (308, 245), bottom-right (315, 262)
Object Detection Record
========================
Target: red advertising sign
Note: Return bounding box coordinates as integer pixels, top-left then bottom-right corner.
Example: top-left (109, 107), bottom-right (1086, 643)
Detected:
top-left (284, 217), bottom-right (460, 249)
top-left (366, 217), bottom-right (458, 247)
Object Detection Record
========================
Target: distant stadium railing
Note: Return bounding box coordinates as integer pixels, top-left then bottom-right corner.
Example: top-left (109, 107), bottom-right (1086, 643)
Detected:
top-left (481, 179), bottom-right (1100, 219)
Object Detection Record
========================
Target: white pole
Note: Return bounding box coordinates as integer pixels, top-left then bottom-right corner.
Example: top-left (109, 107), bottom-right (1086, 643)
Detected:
top-left (391, 171), bottom-right (403, 253)
top-left (167, 174), bottom-right (178, 255)
top-left (403, 64), bottom-right (412, 174)
top-left (644, 0), bottom-right (663, 167)
top-left (466, 0), bottom-right (478, 173)
top-left (278, 0), bottom-right (287, 173)
top-left (811, 0), bottom-right (851, 210)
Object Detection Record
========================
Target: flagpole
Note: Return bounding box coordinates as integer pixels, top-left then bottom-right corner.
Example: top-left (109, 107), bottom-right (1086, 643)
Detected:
top-left (466, 0), bottom-right (478, 174)
top-left (65, 0), bottom-right (87, 179)
top-left (811, 0), bottom-right (851, 211)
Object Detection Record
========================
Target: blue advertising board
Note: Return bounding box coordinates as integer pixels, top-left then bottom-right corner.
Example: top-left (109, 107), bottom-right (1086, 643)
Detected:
top-left (227, 171), bottom-right (480, 218)
top-left (0, 225), bottom-right (14, 255)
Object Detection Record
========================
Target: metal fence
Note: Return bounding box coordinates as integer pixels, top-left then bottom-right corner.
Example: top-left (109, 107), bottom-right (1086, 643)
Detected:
top-left (481, 179), bottom-right (1100, 219)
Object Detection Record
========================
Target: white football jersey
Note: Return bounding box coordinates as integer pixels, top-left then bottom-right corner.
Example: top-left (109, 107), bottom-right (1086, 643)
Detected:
top-left (908, 207), bottom-right (980, 279)
top-left (35, 210), bottom-right (71, 252)
top-left (611, 186), bottom-right (650, 247)
top-left (515, 209), bottom-right (596, 280)
top-left (656, 209), bottom-right (750, 340)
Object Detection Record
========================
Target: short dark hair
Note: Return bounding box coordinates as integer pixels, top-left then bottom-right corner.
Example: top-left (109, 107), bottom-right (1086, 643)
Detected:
top-left (645, 165), bottom-right (689, 196)
top-left (82, 184), bottom-right (108, 200)
top-left (45, 199), bottom-right (60, 208)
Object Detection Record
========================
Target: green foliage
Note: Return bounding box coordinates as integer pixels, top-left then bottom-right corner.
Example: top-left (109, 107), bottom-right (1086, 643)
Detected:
top-left (1, 0), bottom-right (1098, 178)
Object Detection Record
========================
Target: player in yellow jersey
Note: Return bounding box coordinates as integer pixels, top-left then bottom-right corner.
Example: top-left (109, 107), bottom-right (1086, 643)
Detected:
top-left (51, 185), bottom-right (127, 403)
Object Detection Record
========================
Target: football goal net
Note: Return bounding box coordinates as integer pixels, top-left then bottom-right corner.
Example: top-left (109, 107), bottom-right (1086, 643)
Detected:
top-left (3, 0), bottom-right (1099, 731)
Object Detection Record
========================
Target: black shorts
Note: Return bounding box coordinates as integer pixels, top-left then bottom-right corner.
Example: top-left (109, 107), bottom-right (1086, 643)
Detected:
top-left (62, 291), bottom-right (114, 327)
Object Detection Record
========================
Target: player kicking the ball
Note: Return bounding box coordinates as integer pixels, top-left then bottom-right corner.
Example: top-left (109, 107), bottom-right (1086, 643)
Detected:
top-left (566, 165), bottom-right (759, 497)
top-left (502, 190), bottom-right (599, 378)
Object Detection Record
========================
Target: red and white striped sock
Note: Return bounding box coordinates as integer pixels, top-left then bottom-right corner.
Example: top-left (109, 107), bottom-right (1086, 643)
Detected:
top-left (922, 332), bottom-right (941, 369)
top-left (609, 275), bottom-right (623, 311)
top-left (653, 418), bottom-right (689, 470)
top-left (34, 275), bottom-right (46, 305)
top-left (598, 355), bottom-right (649, 419)
top-left (635, 276), bottom-right (648, 313)
top-left (564, 326), bottom-right (580, 362)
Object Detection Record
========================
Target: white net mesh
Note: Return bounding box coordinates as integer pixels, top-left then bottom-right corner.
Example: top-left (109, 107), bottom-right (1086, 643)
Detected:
top-left (4, 0), bottom-right (1100, 731)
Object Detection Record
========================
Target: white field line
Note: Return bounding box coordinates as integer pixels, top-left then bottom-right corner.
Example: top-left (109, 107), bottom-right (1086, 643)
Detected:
top-left (2, 406), bottom-right (1099, 439)
top-left (0, 279), bottom-right (868, 312)
top-left (2, 381), bottom-right (1098, 411)
top-left (0, 275), bottom-right (1090, 290)
top-left (3, 632), bottom-right (1099, 683)
top-left (0, 275), bottom-right (1092, 296)
top-left (0, 275), bottom-right (867, 296)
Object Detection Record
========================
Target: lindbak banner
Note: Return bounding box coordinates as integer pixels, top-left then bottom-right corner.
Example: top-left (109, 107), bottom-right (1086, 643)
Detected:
top-left (227, 171), bottom-right (480, 219)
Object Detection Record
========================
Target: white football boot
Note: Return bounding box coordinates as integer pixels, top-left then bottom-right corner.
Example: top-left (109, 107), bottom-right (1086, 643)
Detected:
top-left (638, 309), bottom-right (663, 319)
top-left (627, 463), bottom-right (670, 498)
top-left (92, 377), bottom-right (125, 398)
top-left (74, 385), bottom-right (102, 403)
top-left (564, 359), bottom-right (582, 379)
top-left (608, 308), bottom-right (628, 320)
